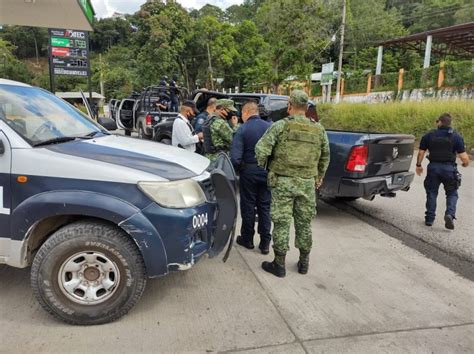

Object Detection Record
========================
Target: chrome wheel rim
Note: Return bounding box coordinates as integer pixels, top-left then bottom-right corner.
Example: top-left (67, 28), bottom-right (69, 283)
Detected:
top-left (58, 251), bottom-right (121, 305)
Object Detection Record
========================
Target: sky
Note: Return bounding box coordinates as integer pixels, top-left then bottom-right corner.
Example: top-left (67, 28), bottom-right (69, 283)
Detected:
top-left (91, 0), bottom-right (244, 18)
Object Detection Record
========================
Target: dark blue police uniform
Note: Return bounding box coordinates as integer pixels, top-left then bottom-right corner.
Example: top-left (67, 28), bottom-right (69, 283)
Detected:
top-left (419, 126), bottom-right (465, 223)
top-left (193, 111), bottom-right (209, 133)
top-left (169, 79), bottom-right (179, 112)
top-left (231, 116), bottom-right (272, 249)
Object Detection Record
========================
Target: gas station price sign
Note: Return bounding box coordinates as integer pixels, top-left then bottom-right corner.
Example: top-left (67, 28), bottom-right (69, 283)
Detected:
top-left (48, 29), bottom-right (90, 77)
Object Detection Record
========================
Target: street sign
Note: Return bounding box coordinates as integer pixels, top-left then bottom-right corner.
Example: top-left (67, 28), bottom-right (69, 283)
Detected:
top-left (321, 62), bottom-right (335, 85)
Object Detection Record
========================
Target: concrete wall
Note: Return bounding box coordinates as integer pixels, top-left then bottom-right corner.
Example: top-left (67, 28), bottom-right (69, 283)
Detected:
top-left (312, 86), bottom-right (474, 104)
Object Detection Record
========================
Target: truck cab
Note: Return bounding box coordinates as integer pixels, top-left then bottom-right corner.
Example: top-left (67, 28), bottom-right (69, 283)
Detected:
top-left (0, 79), bottom-right (237, 325)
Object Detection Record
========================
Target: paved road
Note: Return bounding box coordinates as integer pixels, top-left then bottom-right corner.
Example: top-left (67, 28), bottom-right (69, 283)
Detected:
top-left (335, 157), bottom-right (473, 263)
top-left (1, 202), bottom-right (473, 353)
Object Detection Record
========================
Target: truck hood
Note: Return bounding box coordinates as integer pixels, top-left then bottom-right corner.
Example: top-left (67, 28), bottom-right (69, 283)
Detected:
top-left (44, 135), bottom-right (209, 181)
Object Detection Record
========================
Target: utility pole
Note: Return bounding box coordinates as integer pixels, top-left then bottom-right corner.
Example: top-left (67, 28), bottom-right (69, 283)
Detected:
top-left (335, 0), bottom-right (346, 103)
top-left (99, 54), bottom-right (105, 98)
top-left (206, 43), bottom-right (214, 90)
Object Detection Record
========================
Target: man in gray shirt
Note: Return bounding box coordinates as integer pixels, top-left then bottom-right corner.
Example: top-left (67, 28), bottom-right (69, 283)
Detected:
top-left (172, 101), bottom-right (203, 152)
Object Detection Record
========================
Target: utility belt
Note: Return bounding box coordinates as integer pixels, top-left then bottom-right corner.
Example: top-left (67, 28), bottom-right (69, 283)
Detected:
top-left (428, 161), bottom-right (456, 165)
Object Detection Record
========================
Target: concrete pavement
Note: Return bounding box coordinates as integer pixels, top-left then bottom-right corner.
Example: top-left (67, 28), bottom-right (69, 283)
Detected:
top-left (337, 158), bottom-right (473, 263)
top-left (1, 202), bottom-right (473, 353)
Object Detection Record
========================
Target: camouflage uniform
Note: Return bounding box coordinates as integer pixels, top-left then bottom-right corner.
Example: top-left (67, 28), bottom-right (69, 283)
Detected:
top-left (204, 99), bottom-right (238, 162)
top-left (255, 91), bottom-right (330, 256)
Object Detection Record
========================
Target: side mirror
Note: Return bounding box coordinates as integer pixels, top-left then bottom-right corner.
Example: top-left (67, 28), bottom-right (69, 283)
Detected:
top-left (98, 117), bottom-right (117, 131)
top-left (0, 140), bottom-right (4, 155)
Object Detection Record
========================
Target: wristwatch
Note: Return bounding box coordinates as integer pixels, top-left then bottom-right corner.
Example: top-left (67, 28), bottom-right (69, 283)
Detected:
top-left (416, 163), bottom-right (422, 167)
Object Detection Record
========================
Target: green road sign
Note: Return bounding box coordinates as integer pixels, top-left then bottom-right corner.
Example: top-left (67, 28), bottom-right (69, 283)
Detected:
top-left (51, 37), bottom-right (71, 47)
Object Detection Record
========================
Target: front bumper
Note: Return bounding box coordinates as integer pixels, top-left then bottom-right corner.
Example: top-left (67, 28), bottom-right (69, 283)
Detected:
top-left (139, 170), bottom-right (237, 275)
top-left (338, 171), bottom-right (414, 198)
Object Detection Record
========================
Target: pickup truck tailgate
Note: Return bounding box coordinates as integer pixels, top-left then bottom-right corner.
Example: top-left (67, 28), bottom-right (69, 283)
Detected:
top-left (365, 134), bottom-right (415, 176)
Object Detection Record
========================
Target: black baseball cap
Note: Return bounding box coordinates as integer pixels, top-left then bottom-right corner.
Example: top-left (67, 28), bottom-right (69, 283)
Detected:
top-left (182, 100), bottom-right (198, 114)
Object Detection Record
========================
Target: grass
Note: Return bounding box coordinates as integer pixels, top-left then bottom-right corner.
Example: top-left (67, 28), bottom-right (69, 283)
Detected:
top-left (318, 100), bottom-right (474, 152)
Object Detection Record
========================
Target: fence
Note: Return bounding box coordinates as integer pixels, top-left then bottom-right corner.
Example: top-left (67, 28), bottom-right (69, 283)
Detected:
top-left (332, 60), bottom-right (473, 98)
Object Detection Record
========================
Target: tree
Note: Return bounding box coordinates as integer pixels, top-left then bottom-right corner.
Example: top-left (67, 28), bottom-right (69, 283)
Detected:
top-left (0, 26), bottom-right (48, 62)
top-left (0, 39), bottom-right (32, 83)
top-left (227, 20), bottom-right (271, 90)
top-left (256, 0), bottom-right (334, 91)
top-left (90, 17), bottom-right (133, 52)
top-left (345, 0), bottom-right (408, 72)
top-left (197, 4), bottom-right (225, 20)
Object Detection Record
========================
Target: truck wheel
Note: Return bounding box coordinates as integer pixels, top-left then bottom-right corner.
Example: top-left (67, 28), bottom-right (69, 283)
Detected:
top-left (31, 220), bottom-right (147, 325)
top-left (124, 130), bottom-right (132, 136)
top-left (138, 124), bottom-right (150, 140)
top-left (160, 137), bottom-right (171, 145)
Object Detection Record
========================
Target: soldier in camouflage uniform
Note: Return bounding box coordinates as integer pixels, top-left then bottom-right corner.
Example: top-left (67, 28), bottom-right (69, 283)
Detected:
top-left (255, 90), bottom-right (330, 278)
top-left (204, 99), bottom-right (239, 162)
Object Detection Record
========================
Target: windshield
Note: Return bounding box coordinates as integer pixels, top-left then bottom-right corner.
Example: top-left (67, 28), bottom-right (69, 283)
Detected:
top-left (0, 84), bottom-right (103, 146)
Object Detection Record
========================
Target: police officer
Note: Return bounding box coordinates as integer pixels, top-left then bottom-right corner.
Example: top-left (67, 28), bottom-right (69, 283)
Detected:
top-left (169, 75), bottom-right (179, 112)
top-left (202, 99), bottom-right (239, 162)
top-left (255, 90), bottom-right (330, 278)
top-left (231, 101), bottom-right (272, 254)
top-left (416, 113), bottom-right (469, 230)
top-left (194, 97), bottom-right (217, 133)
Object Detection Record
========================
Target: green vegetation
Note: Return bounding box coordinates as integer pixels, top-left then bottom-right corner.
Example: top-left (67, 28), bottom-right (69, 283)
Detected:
top-left (319, 101), bottom-right (474, 151)
top-left (0, 0), bottom-right (472, 97)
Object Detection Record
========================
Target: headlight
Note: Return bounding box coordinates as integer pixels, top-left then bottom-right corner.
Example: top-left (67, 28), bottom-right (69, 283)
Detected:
top-left (138, 179), bottom-right (206, 208)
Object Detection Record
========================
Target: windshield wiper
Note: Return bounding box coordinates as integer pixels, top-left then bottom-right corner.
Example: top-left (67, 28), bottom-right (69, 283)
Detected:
top-left (84, 130), bottom-right (110, 138)
top-left (32, 136), bottom-right (77, 147)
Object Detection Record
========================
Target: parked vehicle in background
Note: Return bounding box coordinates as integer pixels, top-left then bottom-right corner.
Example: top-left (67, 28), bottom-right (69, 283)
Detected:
top-left (0, 79), bottom-right (237, 325)
top-left (153, 90), bottom-right (415, 201)
top-left (108, 99), bottom-right (118, 120)
top-left (113, 86), bottom-right (188, 139)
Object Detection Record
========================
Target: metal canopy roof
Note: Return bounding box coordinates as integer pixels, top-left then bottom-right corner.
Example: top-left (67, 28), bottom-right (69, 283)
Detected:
top-left (380, 22), bottom-right (474, 58)
top-left (0, 0), bottom-right (95, 31)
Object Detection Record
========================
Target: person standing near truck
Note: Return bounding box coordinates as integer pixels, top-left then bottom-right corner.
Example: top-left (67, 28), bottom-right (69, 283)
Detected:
top-left (416, 113), bottom-right (469, 230)
top-left (231, 101), bottom-right (272, 255)
top-left (194, 97), bottom-right (217, 133)
top-left (172, 101), bottom-right (203, 152)
top-left (169, 75), bottom-right (179, 112)
top-left (255, 90), bottom-right (330, 278)
top-left (202, 99), bottom-right (239, 162)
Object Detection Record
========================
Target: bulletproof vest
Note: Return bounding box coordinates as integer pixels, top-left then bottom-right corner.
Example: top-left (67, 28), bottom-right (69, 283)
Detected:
top-left (428, 130), bottom-right (456, 163)
top-left (201, 116), bottom-right (217, 154)
top-left (269, 116), bottom-right (322, 178)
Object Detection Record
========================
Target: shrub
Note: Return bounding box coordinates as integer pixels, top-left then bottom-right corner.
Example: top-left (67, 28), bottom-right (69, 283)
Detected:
top-left (319, 100), bottom-right (474, 152)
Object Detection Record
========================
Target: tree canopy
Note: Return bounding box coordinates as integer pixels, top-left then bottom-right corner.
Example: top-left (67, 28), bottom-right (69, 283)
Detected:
top-left (0, 0), bottom-right (471, 97)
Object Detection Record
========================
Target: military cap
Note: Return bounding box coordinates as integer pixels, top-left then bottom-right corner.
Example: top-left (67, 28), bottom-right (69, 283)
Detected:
top-left (289, 90), bottom-right (309, 105)
top-left (216, 98), bottom-right (238, 112)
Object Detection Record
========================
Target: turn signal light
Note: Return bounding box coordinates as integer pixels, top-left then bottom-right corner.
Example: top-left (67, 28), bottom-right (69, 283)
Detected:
top-left (17, 176), bottom-right (28, 183)
top-left (346, 145), bottom-right (368, 172)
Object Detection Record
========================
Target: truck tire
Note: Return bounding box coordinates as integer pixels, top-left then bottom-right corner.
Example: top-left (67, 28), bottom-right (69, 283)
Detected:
top-left (138, 124), bottom-right (150, 140)
top-left (31, 220), bottom-right (147, 325)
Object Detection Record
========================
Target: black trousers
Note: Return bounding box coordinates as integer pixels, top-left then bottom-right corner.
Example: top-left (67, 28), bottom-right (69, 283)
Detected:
top-left (239, 167), bottom-right (271, 243)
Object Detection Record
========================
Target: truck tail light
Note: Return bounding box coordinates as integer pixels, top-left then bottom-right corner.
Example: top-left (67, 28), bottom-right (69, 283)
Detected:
top-left (346, 145), bottom-right (368, 172)
top-left (146, 114), bottom-right (152, 126)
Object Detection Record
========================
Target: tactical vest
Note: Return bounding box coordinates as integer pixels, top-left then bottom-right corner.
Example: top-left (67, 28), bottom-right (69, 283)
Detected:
top-left (201, 116), bottom-right (217, 154)
top-left (269, 117), bottom-right (322, 178)
top-left (428, 130), bottom-right (456, 163)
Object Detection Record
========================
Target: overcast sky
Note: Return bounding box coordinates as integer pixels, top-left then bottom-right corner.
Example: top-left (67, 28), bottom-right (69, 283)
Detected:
top-left (91, 0), bottom-right (244, 18)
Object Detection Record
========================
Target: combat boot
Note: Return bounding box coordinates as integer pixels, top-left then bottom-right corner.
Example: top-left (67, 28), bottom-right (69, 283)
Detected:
top-left (297, 250), bottom-right (310, 274)
top-left (262, 251), bottom-right (286, 278)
